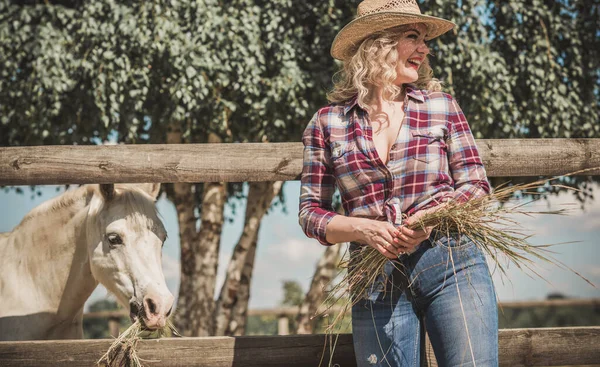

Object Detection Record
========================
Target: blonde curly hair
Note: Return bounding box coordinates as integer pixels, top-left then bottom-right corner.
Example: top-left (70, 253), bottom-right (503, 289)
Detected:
top-left (327, 26), bottom-right (442, 114)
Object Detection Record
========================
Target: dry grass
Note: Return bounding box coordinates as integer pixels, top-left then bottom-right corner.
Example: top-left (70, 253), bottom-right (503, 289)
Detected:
top-left (97, 319), bottom-right (180, 367)
top-left (318, 169), bottom-right (598, 337)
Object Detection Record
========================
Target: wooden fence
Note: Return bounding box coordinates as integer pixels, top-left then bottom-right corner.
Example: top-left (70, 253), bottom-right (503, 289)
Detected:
top-left (1, 139), bottom-right (599, 185)
top-left (0, 327), bottom-right (599, 366)
top-left (1, 139), bottom-right (599, 366)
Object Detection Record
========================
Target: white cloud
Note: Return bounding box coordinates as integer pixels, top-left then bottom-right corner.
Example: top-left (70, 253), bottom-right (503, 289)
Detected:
top-left (265, 237), bottom-right (325, 264)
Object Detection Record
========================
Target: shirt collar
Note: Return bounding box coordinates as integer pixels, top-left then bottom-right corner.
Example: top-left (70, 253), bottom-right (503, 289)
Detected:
top-left (343, 84), bottom-right (425, 115)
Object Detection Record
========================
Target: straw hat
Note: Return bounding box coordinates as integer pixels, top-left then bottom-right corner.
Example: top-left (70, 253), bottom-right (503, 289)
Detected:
top-left (331, 0), bottom-right (456, 60)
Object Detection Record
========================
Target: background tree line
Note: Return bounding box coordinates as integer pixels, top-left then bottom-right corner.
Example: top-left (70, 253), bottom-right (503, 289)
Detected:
top-left (1, 0), bottom-right (598, 336)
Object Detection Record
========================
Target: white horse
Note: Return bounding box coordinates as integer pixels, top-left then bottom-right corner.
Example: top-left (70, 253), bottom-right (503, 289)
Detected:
top-left (0, 183), bottom-right (174, 341)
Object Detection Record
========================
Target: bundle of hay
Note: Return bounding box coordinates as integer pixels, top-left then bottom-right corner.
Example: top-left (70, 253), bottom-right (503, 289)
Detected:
top-left (97, 319), bottom-right (180, 367)
top-left (319, 170), bottom-right (596, 334)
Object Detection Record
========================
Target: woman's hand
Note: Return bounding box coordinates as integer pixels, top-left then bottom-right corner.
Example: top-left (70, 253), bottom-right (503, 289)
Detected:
top-left (354, 219), bottom-right (406, 259)
top-left (395, 225), bottom-right (432, 254)
top-left (397, 203), bottom-right (446, 253)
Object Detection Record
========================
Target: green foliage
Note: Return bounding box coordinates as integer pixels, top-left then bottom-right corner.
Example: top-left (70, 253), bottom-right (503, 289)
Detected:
top-left (1, 0), bottom-right (597, 199)
top-left (2, 0), bottom-right (597, 141)
top-left (0, 0), bottom-right (351, 146)
top-left (82, 299), bottom-right (128, 339)
top-left (245, 315), bottom-right (278, 335)
top-left (486, 0), bottom-right (599, 139)
top-left (421, 0), bottom-right (599, 140)
top-left (499, 304), bottom-right (600, 328)
top-left (499, 293), bottom-right (600, 329)
top-left (280, 280), bottom-right (304, 307)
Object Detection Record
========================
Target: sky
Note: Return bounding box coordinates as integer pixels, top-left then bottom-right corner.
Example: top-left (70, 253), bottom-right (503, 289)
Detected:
top-left (1, 181), bottom-right (599, 312)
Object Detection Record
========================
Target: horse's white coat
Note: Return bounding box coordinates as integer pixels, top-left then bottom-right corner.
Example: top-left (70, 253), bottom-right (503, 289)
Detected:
top-left (0, 184), bottom-right (174, 340)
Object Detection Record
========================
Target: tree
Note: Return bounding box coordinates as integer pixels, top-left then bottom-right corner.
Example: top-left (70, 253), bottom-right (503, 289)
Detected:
top-left (296, 244), bottom-right (342, 334)
top-left (281, 280), bottom-right (306, 308)
top-left (214, 181), bottom-right (283, 336)
top-left (2, 0), bottom-right (597, 338)
top-left (0, 0), bottom-right (354, 336)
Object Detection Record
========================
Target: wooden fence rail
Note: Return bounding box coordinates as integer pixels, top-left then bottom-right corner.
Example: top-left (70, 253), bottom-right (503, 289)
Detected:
top-left (1, 139), bottom-right (599, 185)
top-left (2, 140), bottom-right (599, 366)
top-left (0, 327), bottom-right (598, 366)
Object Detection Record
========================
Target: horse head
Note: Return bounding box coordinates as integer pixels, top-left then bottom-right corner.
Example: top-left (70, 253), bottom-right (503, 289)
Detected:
top-left (85, 183), bottom-right (174, 330)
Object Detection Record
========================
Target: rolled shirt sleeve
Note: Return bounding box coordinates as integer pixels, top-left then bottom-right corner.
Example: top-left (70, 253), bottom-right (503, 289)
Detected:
top-left (447, 97), bottom-right (491, 202)
top-left (298, 112), bottom-right (339, 246)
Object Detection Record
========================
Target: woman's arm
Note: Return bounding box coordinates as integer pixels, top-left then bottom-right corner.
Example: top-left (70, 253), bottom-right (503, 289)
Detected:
top-left (446, 96), bottom-right (491, 202)
top-left (298, 112), bottom-right (339, 246)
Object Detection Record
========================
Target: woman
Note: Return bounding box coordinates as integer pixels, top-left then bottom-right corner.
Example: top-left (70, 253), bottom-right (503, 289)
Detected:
top-left (298, 1), bottom-right (498, 366)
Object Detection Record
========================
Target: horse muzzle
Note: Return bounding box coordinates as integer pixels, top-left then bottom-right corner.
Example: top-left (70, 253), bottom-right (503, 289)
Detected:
top-left (130, 291), bottom-right (174, 330)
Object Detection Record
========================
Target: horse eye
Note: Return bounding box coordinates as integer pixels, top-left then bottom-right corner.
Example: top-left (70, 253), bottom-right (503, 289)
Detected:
top-left (107, 234), bottom-right (123, 246)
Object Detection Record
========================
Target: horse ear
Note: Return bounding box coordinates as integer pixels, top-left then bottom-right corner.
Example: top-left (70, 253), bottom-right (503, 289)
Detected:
top-left (99, 184), bottom-right (115, 201)
top-left (140, 183), bottom-right (161, 201)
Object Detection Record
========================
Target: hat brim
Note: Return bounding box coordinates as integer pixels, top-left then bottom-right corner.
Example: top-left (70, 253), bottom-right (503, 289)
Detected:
top-left (331, 12), bottom-right (456, 60)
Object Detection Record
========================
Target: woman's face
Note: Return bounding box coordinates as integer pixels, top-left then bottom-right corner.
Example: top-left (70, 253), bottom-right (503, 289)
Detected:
top-left (393, 23), bottom-right (430, 86)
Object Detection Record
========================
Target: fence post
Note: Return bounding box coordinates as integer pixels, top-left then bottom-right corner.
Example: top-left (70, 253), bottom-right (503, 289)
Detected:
top-left (108, 317), bottom-right (120, 338)
top-left (277, 314), bottom-right (289, 336)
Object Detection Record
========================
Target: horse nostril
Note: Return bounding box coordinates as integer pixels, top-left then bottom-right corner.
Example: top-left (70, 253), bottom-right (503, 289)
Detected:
top-left (145, 297), bottom-right (157, 316)
top-left (166, 305), bottom-right (173, 317)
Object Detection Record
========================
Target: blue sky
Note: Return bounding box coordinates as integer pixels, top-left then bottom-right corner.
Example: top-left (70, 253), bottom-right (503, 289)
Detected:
top-left (1, 181), bottom-right (599, 311)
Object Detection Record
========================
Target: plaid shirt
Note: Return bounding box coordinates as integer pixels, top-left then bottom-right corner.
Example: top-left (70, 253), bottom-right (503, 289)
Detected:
top-left (298, 86), bottom-right (490, 246)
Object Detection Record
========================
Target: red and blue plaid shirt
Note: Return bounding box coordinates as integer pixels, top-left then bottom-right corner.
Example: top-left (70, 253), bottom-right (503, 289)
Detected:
top-left (298, 86), bottom-right (491, 246)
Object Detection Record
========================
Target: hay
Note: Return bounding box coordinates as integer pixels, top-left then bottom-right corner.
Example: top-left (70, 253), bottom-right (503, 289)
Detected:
top-left (97, 319), bottom-right (181, 367)
top-left (318, 169), bottom-right (597, 336)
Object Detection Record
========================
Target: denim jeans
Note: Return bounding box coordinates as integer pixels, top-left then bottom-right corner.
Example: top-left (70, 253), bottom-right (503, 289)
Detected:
top-left (351, 232), bottom-right (498, 367)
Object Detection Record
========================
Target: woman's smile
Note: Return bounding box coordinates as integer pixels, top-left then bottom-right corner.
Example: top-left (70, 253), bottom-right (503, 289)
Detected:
top-left (393, 23), bottom-right (430, 85)
top-left (407, 57), bottom-right (424, 70)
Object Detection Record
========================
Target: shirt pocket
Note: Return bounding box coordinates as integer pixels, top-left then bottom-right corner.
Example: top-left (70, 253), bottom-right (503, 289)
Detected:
top-left (330, 140), bottom-right (368, 201)
top-left (406, 130), bottom-right (447, 171)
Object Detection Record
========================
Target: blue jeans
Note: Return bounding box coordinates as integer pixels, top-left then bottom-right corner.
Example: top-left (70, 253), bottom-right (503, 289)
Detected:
top-left (351, 233), bottom-right (498, 367)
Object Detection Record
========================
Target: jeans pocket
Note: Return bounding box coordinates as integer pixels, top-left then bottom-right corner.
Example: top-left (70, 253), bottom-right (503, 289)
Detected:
top-left (360, 260), bottom-right (399, 302)
top-left (432, 232), bottom-right (474, 250)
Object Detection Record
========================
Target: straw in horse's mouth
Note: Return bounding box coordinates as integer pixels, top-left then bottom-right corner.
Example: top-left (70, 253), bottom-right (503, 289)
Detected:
top-left (129, 302), bottom-right (142, 324)
top-left (129, 301), bottom-right (160, 331)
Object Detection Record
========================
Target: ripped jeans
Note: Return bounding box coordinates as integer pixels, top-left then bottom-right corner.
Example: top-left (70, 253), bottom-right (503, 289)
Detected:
top-left (351, 233), bottom-right (498, 367)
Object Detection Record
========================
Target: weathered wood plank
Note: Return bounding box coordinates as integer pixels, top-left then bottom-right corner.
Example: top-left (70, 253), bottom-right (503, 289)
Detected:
top-left (499, 327), bottom-right (600, 366)
top-left (0, 334), bottom-right (355, 367)
top-left (1, 139), bottom-right (599, 185)
top-left (0, 327), bottom-right (598, 367)
top-left (0, 143), bottom-right (302, 185)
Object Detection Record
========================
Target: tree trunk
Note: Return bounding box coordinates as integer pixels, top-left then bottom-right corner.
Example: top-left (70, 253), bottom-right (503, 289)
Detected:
top-left (295, 243), bottom-right (342, 334)
top-left (213, 181), bottom-right (283, 336)
top-left (170, 128), bottom-right (227, 337)
top-left (296, 203), bottom-right (345, 335)
top-left (227, 241), bottom-right (256, 336)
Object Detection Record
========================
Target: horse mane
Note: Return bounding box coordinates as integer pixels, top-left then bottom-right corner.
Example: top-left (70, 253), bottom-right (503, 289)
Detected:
top-left (11, 184), bottom-right (162, 237)
top-left (14, 186), bottom-right (95, 230)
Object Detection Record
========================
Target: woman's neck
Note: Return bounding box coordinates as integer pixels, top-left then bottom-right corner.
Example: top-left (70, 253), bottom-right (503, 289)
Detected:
top-left (368, 86), bottom-right (406, 111)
